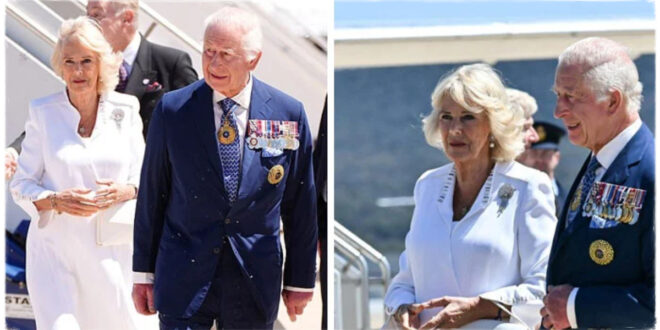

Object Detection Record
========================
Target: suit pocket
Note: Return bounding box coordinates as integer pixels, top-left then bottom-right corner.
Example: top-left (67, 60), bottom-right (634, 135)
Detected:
top-left (589, 215), bottom-right (620, 229)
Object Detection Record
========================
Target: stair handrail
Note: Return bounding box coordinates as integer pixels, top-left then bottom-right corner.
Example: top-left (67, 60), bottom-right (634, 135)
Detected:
top-left (335, 236), bottom-right (371, 330)
top-left (335, 221), bottom-right (391, 289)
top-left (73, 0), bottom-right (203, 54)
top-left (6, 2), bottom-right (58, 47)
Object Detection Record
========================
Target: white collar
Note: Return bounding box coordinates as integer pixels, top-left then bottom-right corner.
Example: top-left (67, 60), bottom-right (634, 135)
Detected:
top-left (122, 33), bottom-right (141, 66)
top-left (212, 74), bottom-right (253, 112)
top-left (595, 118), bottom-right (642, 169)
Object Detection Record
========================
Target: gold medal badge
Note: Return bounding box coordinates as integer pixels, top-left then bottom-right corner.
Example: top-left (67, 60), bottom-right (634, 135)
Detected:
top-left (268, 165), bottom-right (285, 184)
top-left (570, 188), bottom-right (582, 211)
top-left (589, 239), bottom-right (614, 265)
top-left (218, 119), bottom-right (236, 145)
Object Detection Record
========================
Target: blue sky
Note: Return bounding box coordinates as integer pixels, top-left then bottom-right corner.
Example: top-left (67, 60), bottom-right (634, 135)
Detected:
top-left (335, 1), bottom-right (655, 28)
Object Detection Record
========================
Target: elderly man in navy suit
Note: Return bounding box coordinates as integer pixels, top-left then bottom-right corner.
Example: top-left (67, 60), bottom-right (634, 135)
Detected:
top-left (131, 6), bottom-right (317, 329)
top-left (541, 37), bottom-right (654, 329)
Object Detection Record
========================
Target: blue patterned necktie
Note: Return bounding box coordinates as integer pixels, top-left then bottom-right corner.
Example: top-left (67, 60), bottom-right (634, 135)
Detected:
top-left (218, 98), bottom-right (240, 203)
top-left (567, 156), bottom-right (601, 227)
top-left (116, 61), bottom-right (129, 92)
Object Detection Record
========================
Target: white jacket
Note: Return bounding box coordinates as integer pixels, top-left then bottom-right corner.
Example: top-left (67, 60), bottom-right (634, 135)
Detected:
top-left (384, 161), bottom-right (557, 327)
top-left (10, 90), bottom-right (144, 226)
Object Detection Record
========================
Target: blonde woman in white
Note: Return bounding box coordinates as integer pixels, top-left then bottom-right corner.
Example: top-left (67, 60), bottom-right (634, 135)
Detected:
top-left (384, 63), bottom-right (557, 329)
top-left (11, 17), bottom-right (154, 330)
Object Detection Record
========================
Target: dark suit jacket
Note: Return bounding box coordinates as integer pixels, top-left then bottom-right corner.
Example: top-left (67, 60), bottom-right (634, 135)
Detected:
top-left (554, 179), bottom-right (567, 218)
top-left (133, 78), bottom-right (318, 323)
top-left (8, 37), bottom-right (197, 153)
top-left (313, 98), bottom-right (327, 329)
top-left (124, 37), bottom-right (198, 137)
top-left (547, 123), bottom-right (655, 328)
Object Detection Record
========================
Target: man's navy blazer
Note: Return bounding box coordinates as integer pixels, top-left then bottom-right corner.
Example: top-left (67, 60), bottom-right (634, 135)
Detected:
top-left (547, 123), bottom-right (654, 328)
top-left (133, 78), bottom-right (318, 323)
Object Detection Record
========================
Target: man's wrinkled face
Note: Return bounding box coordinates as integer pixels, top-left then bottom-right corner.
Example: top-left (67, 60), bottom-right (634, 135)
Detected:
top-left (87, 1), bottom-right (124, 51)
top-left (202, 24), bottom-right (260, 97)
top-left (553, 64), bottom-right (611, 151)
top-left (522, 116), bottom-right (539, 149)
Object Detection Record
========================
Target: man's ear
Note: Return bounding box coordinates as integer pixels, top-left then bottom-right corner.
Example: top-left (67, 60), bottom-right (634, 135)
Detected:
top-left (247, 51), bottom-right (262, 71)
top-left (607, 89), bottom-right (624, 114)
top-left (122, 9), bottom-right (135, 26)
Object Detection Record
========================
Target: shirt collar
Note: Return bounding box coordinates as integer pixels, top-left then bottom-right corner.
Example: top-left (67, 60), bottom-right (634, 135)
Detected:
top-left (122, 33), bottom-right (141, 67)
top-left (212, 74), bottom-right (253, 113)
top-left (595, 118), bottom-right (642, 169)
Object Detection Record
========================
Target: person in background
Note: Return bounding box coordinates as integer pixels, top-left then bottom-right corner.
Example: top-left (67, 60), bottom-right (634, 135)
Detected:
top-left (385, 63), bottom-right (556, 329)
top-left (508, 88), bottom-right (540, 166)
top-left (520, 121), bottom-right (567, 216)
top-left (314, 98), bottom-right (328, 329)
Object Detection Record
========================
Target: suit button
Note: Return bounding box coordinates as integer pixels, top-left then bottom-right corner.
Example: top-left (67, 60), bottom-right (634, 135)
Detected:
top-left (224, 218), bottom-right (231, 224)
top-left (213, 247), bottom-right (221, 254)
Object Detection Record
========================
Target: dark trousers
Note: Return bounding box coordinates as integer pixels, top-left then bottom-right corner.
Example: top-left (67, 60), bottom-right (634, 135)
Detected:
top-left (159, 239), bottom-right (273, 330)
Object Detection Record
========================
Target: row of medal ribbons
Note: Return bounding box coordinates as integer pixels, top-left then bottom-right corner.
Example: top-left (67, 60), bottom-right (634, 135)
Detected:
top-left (582, 181), bottom-right (646, 224)
top-left (247, 119), bottom-right (300, 150)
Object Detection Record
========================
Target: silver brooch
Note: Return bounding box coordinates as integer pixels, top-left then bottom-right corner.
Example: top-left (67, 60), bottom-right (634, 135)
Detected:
top-left (496, 184), bottom-right (515, 217)
top-left (111, 108), bottom-right (124, 129)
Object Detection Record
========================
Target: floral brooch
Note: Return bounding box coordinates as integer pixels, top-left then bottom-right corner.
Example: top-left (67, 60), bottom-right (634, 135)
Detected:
top-left (111, 108), bottom-right (125, 129)
top-left (497, 184), bottom-right (515, 217)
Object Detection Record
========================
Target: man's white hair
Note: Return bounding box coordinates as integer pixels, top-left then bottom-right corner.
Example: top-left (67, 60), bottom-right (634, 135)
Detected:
top-left (106, 0), bottom-right (139, 30)
top-left (506, 88), bottom-right (537, 119)
top-left (558, 37), bottom-right (643, 113)
top-left (204, 6), bottom-right (263, 60)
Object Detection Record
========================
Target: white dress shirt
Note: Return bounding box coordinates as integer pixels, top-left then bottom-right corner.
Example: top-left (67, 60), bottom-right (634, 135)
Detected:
top-left (122, 33), bottom-right (141, 75)
top-left (384, 161), bottom-right (557, 328)
top-left (566, 118), bottom-right (642, 328)
top-left (213, 76), bottom-right (252, 158)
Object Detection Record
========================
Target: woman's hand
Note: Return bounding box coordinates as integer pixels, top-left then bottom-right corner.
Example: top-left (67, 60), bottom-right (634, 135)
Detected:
top-left (418, 296), bottom-right (499, 329)
top-left (94, 179), bottom-right (136, 209)
top-left (52, 188), bottom-right (101, 217)
top-left (393, 303), bottom-right (424, 330)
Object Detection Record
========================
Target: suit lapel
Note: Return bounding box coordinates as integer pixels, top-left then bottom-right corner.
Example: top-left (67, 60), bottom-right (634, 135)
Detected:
top-left (598, 124), bottom-right (651, 185)
top-left (549, 124), bottom-right (652, 267)
top-left (549, 155), bottom-right (589, 266)
top-left (191, 81), bottom-right (227, 200)
top-left (124, 37), bottom-right (157, 103)
top-left (235, 78), bottom-right (272, 203)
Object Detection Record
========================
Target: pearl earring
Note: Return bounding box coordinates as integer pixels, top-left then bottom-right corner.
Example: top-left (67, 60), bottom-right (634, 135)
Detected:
top-left (489, 136), bottom-right (495, 148)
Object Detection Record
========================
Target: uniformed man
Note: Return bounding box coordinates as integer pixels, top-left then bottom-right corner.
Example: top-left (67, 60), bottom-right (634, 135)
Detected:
top-left (522, 121), bottom-right (567, 216)
top-left (541, 37), bottom-right (654, 329)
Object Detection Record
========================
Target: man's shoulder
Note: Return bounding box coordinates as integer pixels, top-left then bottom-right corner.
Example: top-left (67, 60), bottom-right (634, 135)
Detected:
top-left (160, 79), bottom-right (205, 107)
top-left (142, 39), bottom-right (190, 63)
top-left (253, 77), bottom-right (303, 112)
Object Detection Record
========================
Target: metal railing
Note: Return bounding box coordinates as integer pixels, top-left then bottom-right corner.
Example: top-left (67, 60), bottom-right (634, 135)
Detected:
top-left (72, 0), bottom-right (203, 54)
top-left (335, 221), bottom-right (391, 330)
top-left (335, 236), bottom-right (370, 330)
top-left (336, 222), bottom-right (391, 289)
top-left (6, 2), bottom-right (57, 47)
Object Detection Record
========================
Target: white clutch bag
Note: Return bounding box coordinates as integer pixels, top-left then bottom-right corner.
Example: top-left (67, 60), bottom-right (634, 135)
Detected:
top-left (96, 199), bottom-right (136, 246)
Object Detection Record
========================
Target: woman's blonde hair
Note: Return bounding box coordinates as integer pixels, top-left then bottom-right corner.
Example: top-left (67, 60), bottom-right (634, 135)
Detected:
top-left (423, 63), bottom-right (525, 162)
top-left (51, 16), bottom-right (122, 95)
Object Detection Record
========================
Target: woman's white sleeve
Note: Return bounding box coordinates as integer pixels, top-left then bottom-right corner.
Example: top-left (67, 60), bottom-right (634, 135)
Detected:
top-left (10, 104), bottom-right (54, 221)
top-left (127, 96), bottom-right (145, 187)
